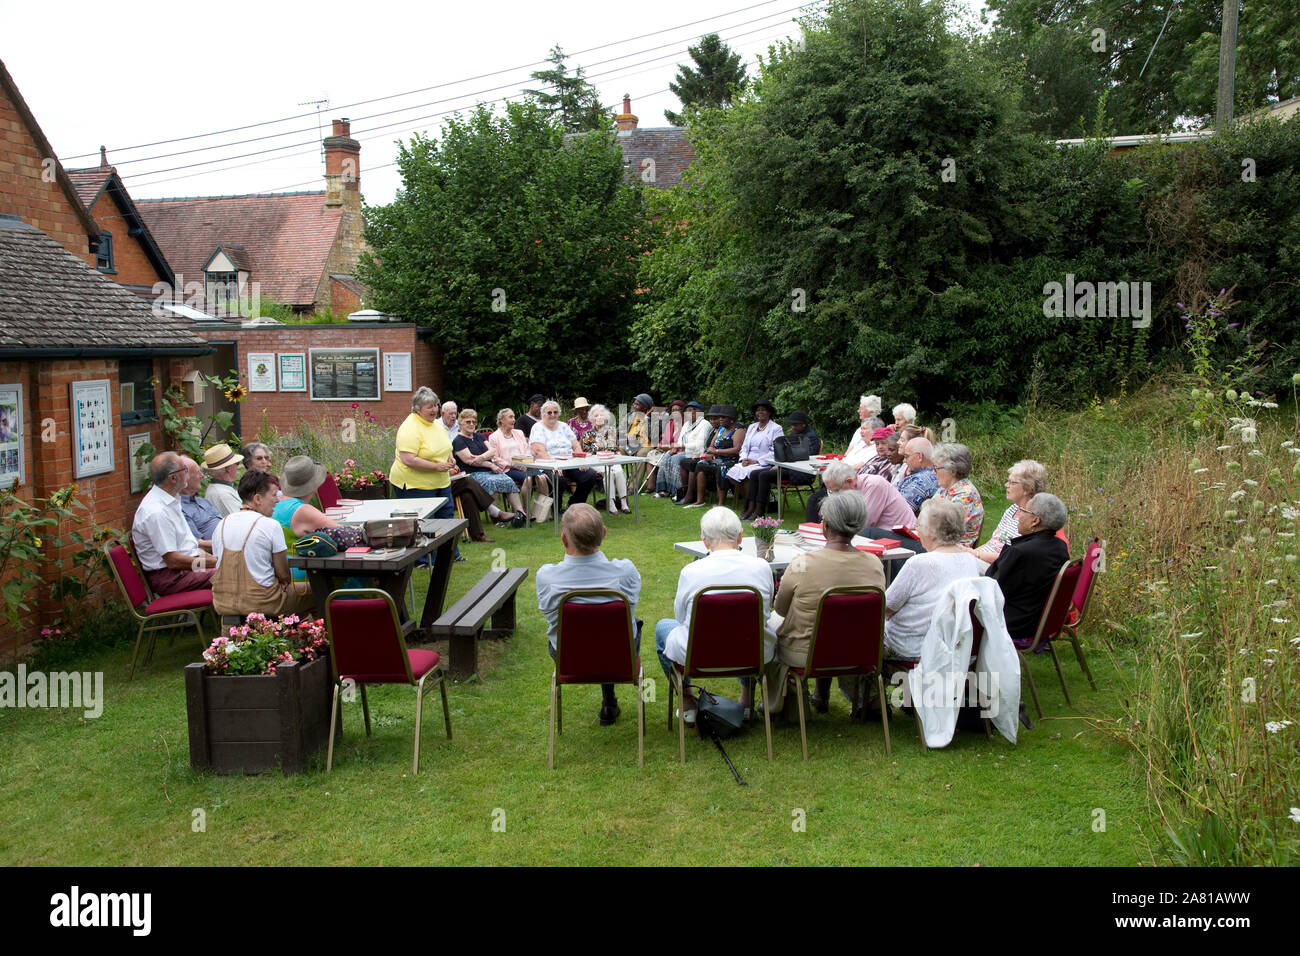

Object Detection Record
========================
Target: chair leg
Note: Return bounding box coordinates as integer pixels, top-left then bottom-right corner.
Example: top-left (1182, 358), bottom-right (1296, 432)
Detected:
top-left (674, 671), bottom-right (686, 763)
top-left (413, 673), bottom-right (426, 775)
top-left (636, 671), bottom-right (645, 768)
top-left (361, 684), bottom-right (372, 736)
top-left (913, 706), bottom-right (927, 752)
top-left (667, 675), bottom-right (675, 732)
top-left (439, 673), bottom-right (452, 739)
top-left (1048, 642), bottom-right (1072, 706)
top-left (877, 673), bottom-right (892, 756)
top-left (1068, 630), bottom-right (1098, 690)
top-left (793, 676), bottom-right (808, 761)
top-left (127, 620), bottom-right (147, 681)
top-left (547, 671), bottom-right (557, 770)
top-left (760, 674), bottom-right (773, 761)
top-left (555, 681), bottom-right (562, 734)
top-left (1019, 651), bottom-right (1043, 718)
top-left (326, 683), bottom-right (341, 772)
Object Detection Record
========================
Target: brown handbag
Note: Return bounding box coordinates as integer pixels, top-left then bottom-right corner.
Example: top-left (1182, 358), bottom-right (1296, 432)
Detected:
top-left (363, 518), bottom-right (418, 549)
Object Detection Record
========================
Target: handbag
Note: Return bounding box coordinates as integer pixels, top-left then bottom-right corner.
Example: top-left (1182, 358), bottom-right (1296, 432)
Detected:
top-left (363, 518), bottom-right (418, 549)
top-left (531, 494), bottom-right (555, 522)
top-left (774, 434), bottom-right (814, 462)
top-left (695, 686), bottom-right (745, 739)
top-left (293, 532), bottom-right (339, 558)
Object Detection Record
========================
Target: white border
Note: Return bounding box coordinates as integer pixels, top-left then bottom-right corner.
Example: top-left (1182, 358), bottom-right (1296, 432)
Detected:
top-left (247, 352), bottom-right (277, 392)
top-left (72, 378), bottom-right (114, 478)
top-left (0, 382), bottom-right (24, 490)
top-left (309, 347), bottom-right (381, 401)
top-left (278, 352), bottom-right (308, 392)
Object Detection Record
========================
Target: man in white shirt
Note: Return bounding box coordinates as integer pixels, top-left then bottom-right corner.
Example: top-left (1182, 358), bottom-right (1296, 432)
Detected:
top-left (440, 401), bottom-right (459, 440)
top-left (131, 451), bottom-right (216, 595)
top-left (202, 443), bottom-right (244, 517)
top-left (655, 507), bottom-right (777, 720)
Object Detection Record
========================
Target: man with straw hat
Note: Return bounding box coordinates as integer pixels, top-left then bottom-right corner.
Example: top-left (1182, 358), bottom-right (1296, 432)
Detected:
top-left (202, 443), bottom-right (244, 517)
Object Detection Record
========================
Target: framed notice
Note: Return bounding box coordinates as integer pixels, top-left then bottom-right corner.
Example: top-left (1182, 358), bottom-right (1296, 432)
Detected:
top-left (72, 379), bottom-right (114, 478)
top-left (0, 383), bottom-right (24, 491)
top-left (248, 352), bottom-right (276, 392)
top-left (310, 348), bottom-right (380, 401)
top-left (383, 352), bottom-right (412, 392)
top-left (278, 352), bottom-right (307, 392)
top-left (127, 432), bottom-right (150, 493)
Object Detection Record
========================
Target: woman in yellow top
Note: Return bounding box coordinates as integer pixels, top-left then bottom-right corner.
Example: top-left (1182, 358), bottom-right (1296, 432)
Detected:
top-left (390, 387), bottom-right (456, 516)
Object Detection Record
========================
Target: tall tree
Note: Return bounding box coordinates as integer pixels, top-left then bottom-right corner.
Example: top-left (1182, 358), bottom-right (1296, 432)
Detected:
top-left (665, 33), bottom-right (749, 125)
top-left (524, 45), bottom-right (612, 133)
top-left (357, 103), bottom-right (645, 409)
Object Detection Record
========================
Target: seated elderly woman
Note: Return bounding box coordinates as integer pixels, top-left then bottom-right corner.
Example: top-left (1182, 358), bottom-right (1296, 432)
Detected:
top-left (932, 442), bottom-right (984, 547)
top-left (988, 492), bottom-right (1070, 645)
top-left (452, 407), bottom-right (526, 525)
top-left (729, 399), bottom-right (784, 520)
top-left (766, 491), bottom-right (886, 715)
top-left (271, 456), bottom-right (347, 580)
top-left (580, 403), bottom-right (631, 515)
top-left (529, 400), bottom-right (599, 507)
top-left (241, 441), bottom-right (280, 492)
top-left (966, 459), bottom-right (1049, 566)
top-left (664, 402), bottom-right (711, 503)
top-left (891, 402), bottom-right (918, 431)
top-left (655, 506), bottom-right (778, 722)
top-left (881, 499), bottom-right (984, 662)
top-left (688, 405), bottom-right (745, 508)
top-left (487, 407), bottom-right (551, 499)
top-left (212, 470), bottom-right (315, 618)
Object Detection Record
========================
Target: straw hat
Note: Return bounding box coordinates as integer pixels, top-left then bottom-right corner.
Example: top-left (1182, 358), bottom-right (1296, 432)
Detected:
top-left (202, 443), bottom-right (243, 472)
top-left (572, 397), bottom-right (591, 410)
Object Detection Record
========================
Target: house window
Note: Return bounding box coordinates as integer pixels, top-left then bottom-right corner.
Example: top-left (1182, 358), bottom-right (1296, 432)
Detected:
top-left (119, 359), bottom-right (156, 425)
top-left (95, 232), bottom-right (115, 272)
top-left (206, 271), bottom-right (238, 311)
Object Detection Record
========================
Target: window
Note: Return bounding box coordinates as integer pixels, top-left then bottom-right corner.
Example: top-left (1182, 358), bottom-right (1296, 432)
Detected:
top-left (118, 359), bottom-right (156, 425)
top-left (95, 232), bottom-right (115, 272)
top-left (205, 271), bottom-right (238, 311)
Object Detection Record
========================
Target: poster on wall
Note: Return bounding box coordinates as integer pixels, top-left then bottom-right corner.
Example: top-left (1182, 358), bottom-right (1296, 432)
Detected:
top-left (278, 352), bottom-right (307, 392)
top-left (72, 379), bottom-right (114, 478)
top-left (127, 432), bottom-right (150, 493)
top-left (310, 348), bottom-right (380, 401)
top-left (248, 352), bottom-right (276, 392)
top-left (383, 352), bottom-right (412, 392)
top-left (0, 383), bottom-right (24, 491)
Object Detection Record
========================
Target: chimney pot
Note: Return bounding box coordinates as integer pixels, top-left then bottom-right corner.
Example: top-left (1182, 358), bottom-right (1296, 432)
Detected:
top-left (100, 146), bottom-right (108, 167)
top-left (622, 95), bottom-right (631, 114)
top-left (332, 118), bottom-right (350, 137)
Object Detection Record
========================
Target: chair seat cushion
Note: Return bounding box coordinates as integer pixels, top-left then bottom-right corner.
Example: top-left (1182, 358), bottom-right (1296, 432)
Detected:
top-left (407, 649), bottom-right (441, 679)
top-left (145, 590), bottom-right (214, 614)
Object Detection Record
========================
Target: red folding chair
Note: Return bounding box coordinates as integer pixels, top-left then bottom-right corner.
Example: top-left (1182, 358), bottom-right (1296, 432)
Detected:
top-left (324, 589), bottom-right (451, 774)
top-left (788, 585), bottom-right (888, 759)
top-left (1017, 558), bottom-right (1084, 717)
top-left (667, 585), bottom-right (773, 763)
top-left (1060, 538), bottom-right (1102, 693)
top-left (316, 472), bottom-right (342, 511)
top-left (548, 589), bottom-right (644, 769)
top-left (104, 542), bottom-right (213, 680)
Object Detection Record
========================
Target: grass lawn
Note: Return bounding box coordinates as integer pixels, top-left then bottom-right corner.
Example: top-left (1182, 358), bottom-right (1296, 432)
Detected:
top-left (0, 494), bottom-right (1152, 866)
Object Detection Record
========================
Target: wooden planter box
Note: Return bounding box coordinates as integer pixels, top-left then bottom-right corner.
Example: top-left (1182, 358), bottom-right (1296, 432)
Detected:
top-left (185, 654), bottom-right (338, 775)
top-left (348, 483), bottom-right (389, 500)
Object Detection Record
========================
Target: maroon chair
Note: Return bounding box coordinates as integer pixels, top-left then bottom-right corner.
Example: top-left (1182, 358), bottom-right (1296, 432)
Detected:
top-left (1018, 558), bottom-right (1085, 717)
top-left (316, 472), bottom-right (342, 511)
top-left (667, 585), bottom-right (772, 763)
top-left (549, 590), bottom-right (644, 769)
top-left (1059, 539), bottom-right (1102, 695)
top-left (105, 542), bottom-right (212, 680)
top-left (324, 589), bottom-right (451, 774)
top-left (788, 586), bottom-right (889, 758)
top-left (913, 598), bottom-right (994, 750)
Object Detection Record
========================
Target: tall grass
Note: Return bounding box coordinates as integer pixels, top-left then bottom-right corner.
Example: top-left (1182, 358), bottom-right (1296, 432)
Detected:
top-left (272, 409), bottom-right (398, 478)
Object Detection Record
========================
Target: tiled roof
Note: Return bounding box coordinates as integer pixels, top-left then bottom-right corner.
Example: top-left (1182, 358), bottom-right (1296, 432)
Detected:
top-left (614, 127), bottom-right (696, 188)
top-left (0, 215), bottom-right (207, 352)
top-left (330, 273), bottom-right (370, 298)
top-left (136, 192), bottom-right (343, 306)
top-left (67, 167), bottom-right (111, 206)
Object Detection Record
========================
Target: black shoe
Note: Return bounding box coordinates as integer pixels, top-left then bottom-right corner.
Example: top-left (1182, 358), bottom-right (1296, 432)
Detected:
top-left (599, 701), bottom-right (621, 726)
top-left (808, 693), bottom-right (829, 715)
top-left (1018, 702), bottom-right (1035, 730)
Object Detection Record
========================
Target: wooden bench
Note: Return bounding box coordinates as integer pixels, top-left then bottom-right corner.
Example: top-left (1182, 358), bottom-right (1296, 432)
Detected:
top-left (429, 568), bottom-right (529, 679)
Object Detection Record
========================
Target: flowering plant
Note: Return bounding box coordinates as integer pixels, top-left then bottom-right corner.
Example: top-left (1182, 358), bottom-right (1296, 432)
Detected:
top-left (202, 613), bottom-right (329, 676)
top-left (750, 516), bottom-right (781, 544)
top-left (334, 458), bottom-right (389, 491)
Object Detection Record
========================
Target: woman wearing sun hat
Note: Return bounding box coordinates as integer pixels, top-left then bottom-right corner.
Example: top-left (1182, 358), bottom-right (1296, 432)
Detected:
top-left (728, 399), bottom-right (784, 520)
top-left (567, 397), bottom-right (595, 441)
top-left (271, 456), bottom-right (343, 581)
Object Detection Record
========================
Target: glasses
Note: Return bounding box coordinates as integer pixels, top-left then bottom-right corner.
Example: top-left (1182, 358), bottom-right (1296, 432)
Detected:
top-left (1020, 507), bottom-right (1038, 518)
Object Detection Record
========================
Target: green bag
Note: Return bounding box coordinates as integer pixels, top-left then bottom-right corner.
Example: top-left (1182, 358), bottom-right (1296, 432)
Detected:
top-left (293, 532), bottom-right (339, 558)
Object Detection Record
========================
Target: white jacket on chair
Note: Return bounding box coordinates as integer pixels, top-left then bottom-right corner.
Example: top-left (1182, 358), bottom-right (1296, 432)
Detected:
top-left (908, 576), bottom-right (1020, 747)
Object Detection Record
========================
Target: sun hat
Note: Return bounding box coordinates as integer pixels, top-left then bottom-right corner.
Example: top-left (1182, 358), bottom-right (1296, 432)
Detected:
top-left (202, 443), bottom-right (243, 472)
top-left (871, 426), bottom-right (893, 440)
top-left (572, 397), bottom-right (591, 410)
top-left (279, 455), bottom-right (328, 499)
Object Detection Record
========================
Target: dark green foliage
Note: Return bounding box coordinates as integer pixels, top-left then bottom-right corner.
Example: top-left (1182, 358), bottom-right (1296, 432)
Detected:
top-left (664, 33), bottom-right (749, 126)
top-left (357, 102), bottom-right (645, 411)
top-left (524, 45), bottom-right (613, 134)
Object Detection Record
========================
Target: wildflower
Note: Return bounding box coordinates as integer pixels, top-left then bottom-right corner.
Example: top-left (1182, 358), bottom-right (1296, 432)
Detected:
top-left (224, 385), bottom-right (248, 402)
top-left (1284, 441), bottom-right (1296, 448)
top-left (1290, 808), bottom-right (1300, 823)
top-left (1179, 632), bottom-right (1204, 639)
top-left (1223, 510), bottom-right (1238, 519)
top-left (1265, 721), bottom-right (1292, 733)
top-left (1226, 389), bottom-right (1238, 401)
top-left (1193, 467), bottom-right (1208, 474)
top-left (1217, 445), bottom-right (1232, 451)
top-left (1272, 618), bottom-right (1291, 624)
top-left (1188, 458), bottom-right (1202, 471)
top-left (1264, 579), bottom-right (1279, 585)
top-left (1229, 490), bottom-right (1246, 501)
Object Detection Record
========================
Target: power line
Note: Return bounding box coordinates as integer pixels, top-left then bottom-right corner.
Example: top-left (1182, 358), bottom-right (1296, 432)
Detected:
top-left (64, 0), bottom-right (803, 161)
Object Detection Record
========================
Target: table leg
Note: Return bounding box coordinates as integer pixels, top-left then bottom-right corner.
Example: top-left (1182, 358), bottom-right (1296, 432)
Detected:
top-left (420, 538), bottom-right (457, 629)
top-left (775, 463), bottom-right (784, 522)
top-left (633, 464), bottom-right (640, 522)
top-left (551, 467), bottom-right (561, 533)
top-left (305, 570), bottom-right (336, 618)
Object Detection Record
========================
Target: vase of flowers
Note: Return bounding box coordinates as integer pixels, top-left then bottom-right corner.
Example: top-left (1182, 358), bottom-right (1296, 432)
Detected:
top-left (185, 613), bottom-right (337, 775)
top-left (751, 516), bottom-right (780, 562)
top-left (334, 458), bottom-right (390, 500)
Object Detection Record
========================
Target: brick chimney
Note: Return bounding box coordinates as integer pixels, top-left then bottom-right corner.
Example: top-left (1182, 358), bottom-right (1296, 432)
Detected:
top-left (615, 94), bottom-right (638, 132)
top-left (323, 118), bottom-right (360, 207)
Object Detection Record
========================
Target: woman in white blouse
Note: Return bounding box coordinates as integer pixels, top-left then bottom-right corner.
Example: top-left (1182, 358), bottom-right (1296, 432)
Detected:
top-left (529, 400), bottom-right (599, 506)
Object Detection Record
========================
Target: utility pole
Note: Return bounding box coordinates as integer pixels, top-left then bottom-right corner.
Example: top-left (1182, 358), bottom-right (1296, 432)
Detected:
top-left (1215, 0), bottom-right (1239, 128)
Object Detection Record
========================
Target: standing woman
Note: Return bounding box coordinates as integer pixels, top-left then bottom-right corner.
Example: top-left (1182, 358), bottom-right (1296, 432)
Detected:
top-left (388, 387), bottom-right (457, 515)
top-left (728, 399), bottom-right (784, 520)
top-left (581, 403), bottom-right (631, 515)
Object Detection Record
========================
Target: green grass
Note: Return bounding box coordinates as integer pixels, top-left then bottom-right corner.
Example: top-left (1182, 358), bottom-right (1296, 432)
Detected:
top-left (0, 492), bottom-right (1150, 866)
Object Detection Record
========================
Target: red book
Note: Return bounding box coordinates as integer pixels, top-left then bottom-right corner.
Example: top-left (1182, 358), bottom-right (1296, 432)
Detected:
top-left (892, 525), bottom-right (920, 541)
top-left (856, 543), bottom-right (886, 556)
top-left (345, 546), bottom-right (372, 554)
top-left (869, 538), bottom-right (901, 550)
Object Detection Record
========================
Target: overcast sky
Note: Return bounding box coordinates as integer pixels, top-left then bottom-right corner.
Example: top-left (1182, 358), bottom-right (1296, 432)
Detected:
top-left (2, 0), bottom-right (986, 206)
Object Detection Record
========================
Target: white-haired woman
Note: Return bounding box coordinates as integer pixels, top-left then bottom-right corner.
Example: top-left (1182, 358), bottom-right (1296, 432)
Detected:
top-left (529, 399), bottom-right (599, 506)
top-left (655, 506), bottom-right (777, 722)
top-left (580, 403), bottom-right (631, 514)
top-left (933, 442), bottom-right (984, 547)
top-left (965, 459), bottom-right (1048, 565)
top-left (892, 402), bottom-right (918, 431)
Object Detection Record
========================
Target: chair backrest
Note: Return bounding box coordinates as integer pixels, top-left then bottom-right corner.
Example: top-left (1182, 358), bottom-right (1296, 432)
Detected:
top-left (805, 586), bottom-right (886, 678)
top-left (968, 598), bottom-right (985, 658)
top-left (317, 473), bottom-right (342, 511)
top-left (684, 586), bottom-right (764, 678)
top-left (1029, 558), bottom-right (1084, 650)
top-left (556, 589), bottom-right (637, 684)
top-left (105, 543), bottom-right (149, 610)
top-left (324, 589), bottom-right (414, 684)
top-left (1072, 538), bottom-right (1102, 622)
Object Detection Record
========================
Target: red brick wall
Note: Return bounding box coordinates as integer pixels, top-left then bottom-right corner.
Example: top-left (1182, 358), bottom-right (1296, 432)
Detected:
top-left (193, 324), bottom-right (442, 436)
top-left (87, 192), bottom-right (168, 287)
top-left (329, 277), bottom-right (363, 316)
top-left (0, 85), bottom-right (95, 265)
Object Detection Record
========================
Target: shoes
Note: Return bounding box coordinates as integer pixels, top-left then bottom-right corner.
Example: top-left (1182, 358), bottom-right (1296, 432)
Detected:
top-left (454, 554), bottom-right (468, 563)
top-left (619, 498), bottom-right (632, 514)
top-left (511, 512), bottom-right (527, 528)
top-left (599, 701), bottom-right (621, 726)
top-left (808, 693), bottom-right (829, 715)
top-left (675, 497), bottom-right (694, 506)
top-left (675, 707), bottom-right (697, 726)
top-left (1019, 702), bottom-right (1035, 730)
top-left (492, 514), bottom-right (513, 527)
top-left (653, 491), bottom-right (667, 498)
top-left (684, 502), bottom-right (706, 509)
top-left (472, 534), bottom-right (496, 544)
